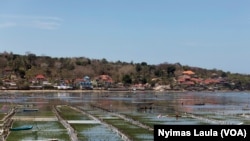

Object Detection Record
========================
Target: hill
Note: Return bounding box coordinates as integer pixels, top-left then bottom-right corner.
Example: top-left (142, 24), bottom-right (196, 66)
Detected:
top-left (0, 51), bottom-right (250, 91)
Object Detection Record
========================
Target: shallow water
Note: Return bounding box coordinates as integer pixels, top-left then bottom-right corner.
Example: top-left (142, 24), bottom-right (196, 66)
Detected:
top-left (1, 91), bottom-right (250, 140)
top-left (3, 91), bottom-right (250, 119)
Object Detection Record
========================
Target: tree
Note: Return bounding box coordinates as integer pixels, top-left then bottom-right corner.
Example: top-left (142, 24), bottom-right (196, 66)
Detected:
top-left (141, 62), bottom-right (147, 66)
top-left (27, 53), bottom-right (36, 63)
top-left (101, 58), bottom-right (108, 64)
top-left (136, 64), bottom-right (142, 72)
top-left (122, 74), bottom-right (132, 85)
top-left (141, 77), bottom-right (147, 84)
top-left (167, 65), bottom-right (176, 77)
top-left (221, 72), bottom-right (228, 78)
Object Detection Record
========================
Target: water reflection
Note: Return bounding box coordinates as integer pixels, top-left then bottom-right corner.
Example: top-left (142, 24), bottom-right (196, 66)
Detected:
top-left (1, 91), bottom-right (250, 140)
top-left (0, 92), bottom-right (250, 140)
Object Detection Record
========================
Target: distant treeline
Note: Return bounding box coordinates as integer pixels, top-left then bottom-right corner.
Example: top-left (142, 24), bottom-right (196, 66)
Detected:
top-left (0, 51), bottom-right (250, 90)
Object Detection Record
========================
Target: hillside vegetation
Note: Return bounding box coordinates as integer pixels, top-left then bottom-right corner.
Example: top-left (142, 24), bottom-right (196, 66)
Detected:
top-left (1, 51), bottom-right (250, 91)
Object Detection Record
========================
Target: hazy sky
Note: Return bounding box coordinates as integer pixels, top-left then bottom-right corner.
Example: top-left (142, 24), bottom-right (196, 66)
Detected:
top-left (0, 0), bottom-right (249, 74)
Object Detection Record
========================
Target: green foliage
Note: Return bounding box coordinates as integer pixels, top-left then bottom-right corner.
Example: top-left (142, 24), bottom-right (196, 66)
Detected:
top-left (167, 65), bottom-right (176, 77)
top-left (221, 72), bottom-right (228, 78)
top-left (141, 77), bottom-right (147, 84)
top-left (17, 68), bottom-right (26, 79)
top-left (122, 74), bottom-right (132, 85)
top-left (141, 62), bottom-right (147, 66)
top-left (1, 51), bottom-right (250, 90)
top-left (154, 70), bottom-right (162, 77)
top-left (135, 64), bottom-right (142, 72)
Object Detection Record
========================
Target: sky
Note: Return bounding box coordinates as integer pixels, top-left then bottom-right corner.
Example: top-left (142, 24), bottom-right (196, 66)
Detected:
top-left (0, 0), bottom-right (250, 74)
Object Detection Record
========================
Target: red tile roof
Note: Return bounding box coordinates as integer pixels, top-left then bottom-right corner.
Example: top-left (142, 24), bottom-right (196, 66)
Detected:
top-left (98, 75), bottom-right (113, 83)
top-left (204, 78), bottom-right (220, 84)
top-left (190, 78), bottom-right (203, 83)
top-left (182, 70), bottom-right (195, 75)
top-left (35, 74), bottom-right (45, 79)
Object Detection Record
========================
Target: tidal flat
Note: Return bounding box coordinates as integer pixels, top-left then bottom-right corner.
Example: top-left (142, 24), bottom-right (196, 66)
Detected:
top-left (0, 91), bottom-right (250, 141)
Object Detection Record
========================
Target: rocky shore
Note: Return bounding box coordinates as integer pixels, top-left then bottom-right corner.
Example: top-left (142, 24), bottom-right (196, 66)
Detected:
top-left (0, 89), bottom-right (237, 94)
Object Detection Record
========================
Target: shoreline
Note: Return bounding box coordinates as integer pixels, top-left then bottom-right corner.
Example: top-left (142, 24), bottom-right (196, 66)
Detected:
top-left (0, 89), bottom-right (246, 94)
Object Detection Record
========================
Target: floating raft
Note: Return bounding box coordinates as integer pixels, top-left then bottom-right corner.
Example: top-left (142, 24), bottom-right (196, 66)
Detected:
top-left (10, 125), bottom-right (33, 131)
top-left (23, 108), bottom-right (39, 112)
top-left (67, 120), bottom-right (100, 124)
top-left (194, 103), bottom-right (205, 106)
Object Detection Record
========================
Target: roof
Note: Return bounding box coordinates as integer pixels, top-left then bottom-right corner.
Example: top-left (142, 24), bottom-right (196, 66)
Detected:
top-left (204, 78), bottom-right (220, 84)
top-left (182, 70), bottom-right (195, 75)
top-left (98, 75), bottom-right (113, 83)
top-left (35, 74), bottom-right (45, 79)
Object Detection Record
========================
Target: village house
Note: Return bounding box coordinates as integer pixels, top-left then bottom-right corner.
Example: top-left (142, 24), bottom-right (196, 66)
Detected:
top-left (93, 75), bottom-right (113, 89)
top-left (178, 70), bottom-right (196, 86)
top-left (79, 76), bottom-right (93, 90)
top-left (29, 74), bottom-right (49, 89)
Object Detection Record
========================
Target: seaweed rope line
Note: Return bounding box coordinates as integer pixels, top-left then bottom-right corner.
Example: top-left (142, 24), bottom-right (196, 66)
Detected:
top-left (71, 105), bottom-right (132, 141)
top-left (89, 104), bottom-right (153, 131)
top-left (33, 110), bottom-right (41, 131)
top-left (52, 105), bottom-right (78, 141)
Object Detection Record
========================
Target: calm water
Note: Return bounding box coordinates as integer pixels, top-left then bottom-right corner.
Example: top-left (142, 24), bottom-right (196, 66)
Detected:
top-left (2, 91), bottom-right (250, 123)
top-left (1, 91), bottom-right (250, 140)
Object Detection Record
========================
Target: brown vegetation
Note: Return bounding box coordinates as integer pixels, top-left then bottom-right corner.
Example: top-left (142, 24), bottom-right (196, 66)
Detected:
top-left (0, 51), bottom-right (250, 91)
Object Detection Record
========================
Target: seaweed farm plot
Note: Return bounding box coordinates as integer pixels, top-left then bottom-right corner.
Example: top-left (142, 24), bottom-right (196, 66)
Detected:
top-left (77, 104), bottom-right (154, 141)
top-left (121, 112), bottom-right (199, 127)
top-left (56, 105), bottom-right (123, 141)
top-left (1, 91), bottom-right (250, 141)
top-left (104, 118), bottom-right (153, 141)
top-left (179, 103), bottom-right (247, 125)
top-left (7, 105), bottom-right (70, 141)
top-left (13, 104), bottom-right (56, 120)
top-left (14, 104), bottom-right (57, 118)
top-left (72, 123), bottom-right (124, 141)
top-left (7, 121), bottom-right (69, 141)
top-left (56, 105), bottom-right (92, 120)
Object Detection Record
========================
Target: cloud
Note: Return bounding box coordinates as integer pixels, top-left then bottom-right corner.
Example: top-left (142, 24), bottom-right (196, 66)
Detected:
top-left (0, 22), bottom-right (17, 28)
top-left (32, 20), bottom-right (61, 30)
top-left (0, 14), bottom-right (62, 30)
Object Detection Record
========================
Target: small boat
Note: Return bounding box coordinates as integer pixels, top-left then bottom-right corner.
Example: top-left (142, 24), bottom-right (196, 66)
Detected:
top-left (23, 108), bottom-right (39, 112)
top-left (10, 125), bottom-right (33, 131)
top-left (194, 103), bottom-right (205, 106)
